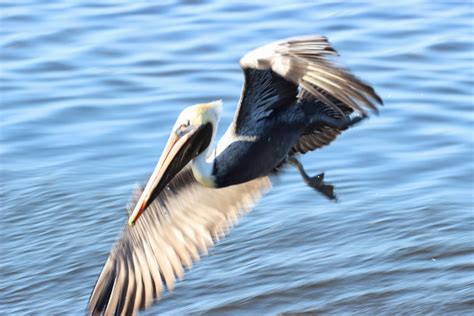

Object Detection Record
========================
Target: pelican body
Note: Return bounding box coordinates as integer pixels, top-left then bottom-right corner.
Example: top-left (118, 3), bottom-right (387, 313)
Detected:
top-left (214, 91), bottom-right (326, 187)
top-left (89, 35), bottom-right (382, 315)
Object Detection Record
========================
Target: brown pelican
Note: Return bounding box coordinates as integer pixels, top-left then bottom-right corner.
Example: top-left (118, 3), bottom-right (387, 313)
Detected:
top-left (88, 35), bottom-right (382, 315)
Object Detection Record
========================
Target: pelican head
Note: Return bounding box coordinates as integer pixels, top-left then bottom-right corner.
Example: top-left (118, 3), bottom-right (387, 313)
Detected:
top-left (128, 100), bottom-right (222, 226)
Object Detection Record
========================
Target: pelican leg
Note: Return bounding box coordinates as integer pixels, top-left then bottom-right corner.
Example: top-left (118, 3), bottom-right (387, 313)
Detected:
top-left (287, 156), bottom-right (336, 201)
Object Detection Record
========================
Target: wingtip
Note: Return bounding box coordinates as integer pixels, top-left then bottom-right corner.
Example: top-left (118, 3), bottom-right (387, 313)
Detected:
top-left (377, 95), bottom-right (384, 106)
top-left (369, 92), bottom-right (383, 115)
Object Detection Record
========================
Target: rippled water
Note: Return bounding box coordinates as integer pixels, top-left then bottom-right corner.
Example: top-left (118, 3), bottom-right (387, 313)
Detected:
top-left (1, 1), bottom-right (473, 314)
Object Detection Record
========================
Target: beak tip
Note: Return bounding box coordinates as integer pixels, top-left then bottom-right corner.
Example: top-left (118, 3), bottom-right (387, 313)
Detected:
top-left (128, 218), bottom-right (136, 227)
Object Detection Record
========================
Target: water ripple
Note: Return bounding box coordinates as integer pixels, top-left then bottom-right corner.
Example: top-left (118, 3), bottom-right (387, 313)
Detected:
top-left (1, 1), bottom-right (473, 315)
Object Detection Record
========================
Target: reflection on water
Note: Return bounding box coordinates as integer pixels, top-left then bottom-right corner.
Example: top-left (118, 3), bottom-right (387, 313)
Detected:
top-left (1, 1), bottom-right (473, 314)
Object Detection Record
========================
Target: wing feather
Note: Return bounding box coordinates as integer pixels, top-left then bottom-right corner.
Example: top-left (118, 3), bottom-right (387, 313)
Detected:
top-left (290, 90), bottom-right (355, 155)
top-left (240, 35), bottom-right (382, 116)
top-left (124, 256), bottom-right (137, 316)
top-left (103, 256), bottom-right (124, 316)
top-left (88, 167), bottom-right (270, 315)
top-left (130, 252), bottom-right (143, 312)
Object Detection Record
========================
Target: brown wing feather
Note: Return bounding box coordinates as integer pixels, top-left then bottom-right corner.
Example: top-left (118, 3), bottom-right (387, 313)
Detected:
top-left (291, 126), bottom-right (342, 154)
top-left (88, 168), bottom-right (270, 315)
top-left (290, 89), bottom-right (359, 155)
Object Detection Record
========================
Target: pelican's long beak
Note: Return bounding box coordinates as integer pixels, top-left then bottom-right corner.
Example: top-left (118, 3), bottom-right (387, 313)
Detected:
top-left (128, 122), bottom-right (213, 226)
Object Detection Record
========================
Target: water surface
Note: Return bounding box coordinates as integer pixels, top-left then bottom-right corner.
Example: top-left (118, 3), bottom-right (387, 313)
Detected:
top-left (1, 0), bottom-right (473, 314)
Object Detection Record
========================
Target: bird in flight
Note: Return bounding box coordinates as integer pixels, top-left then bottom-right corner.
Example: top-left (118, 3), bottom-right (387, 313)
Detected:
top-left (88, 35), bottom-right (382, 315)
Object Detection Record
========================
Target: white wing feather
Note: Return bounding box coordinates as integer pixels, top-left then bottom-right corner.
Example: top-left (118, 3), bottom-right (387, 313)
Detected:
top-left (88, 168), bottom-right (270, 315)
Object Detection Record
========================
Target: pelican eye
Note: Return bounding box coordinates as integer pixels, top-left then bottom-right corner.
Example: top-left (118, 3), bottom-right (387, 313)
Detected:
top-left (175, 120), bottom-right (191, 137)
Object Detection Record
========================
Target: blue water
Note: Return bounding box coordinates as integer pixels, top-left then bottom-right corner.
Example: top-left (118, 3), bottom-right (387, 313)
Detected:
top-left (1, 1), bottom-right (473, 314)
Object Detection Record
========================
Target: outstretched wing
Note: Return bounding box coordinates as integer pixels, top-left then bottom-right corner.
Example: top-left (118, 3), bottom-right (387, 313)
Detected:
top-left (237, 35), bottom-right (382, 153)
top-left (88, 167), bottom-right (270, 315)
top-left (239, 35), bottom-right (381, 115)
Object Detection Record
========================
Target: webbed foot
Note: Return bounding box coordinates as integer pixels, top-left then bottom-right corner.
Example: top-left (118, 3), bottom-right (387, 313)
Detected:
top-left (305, 172), bottom-right (336, 201)
top-left (287, 157), bottom-right (337, 201)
